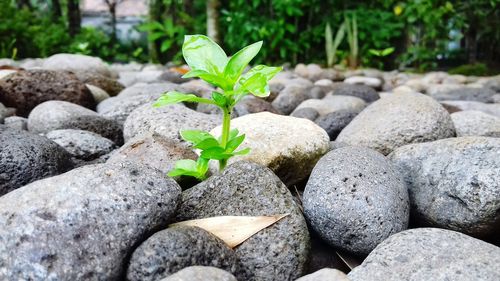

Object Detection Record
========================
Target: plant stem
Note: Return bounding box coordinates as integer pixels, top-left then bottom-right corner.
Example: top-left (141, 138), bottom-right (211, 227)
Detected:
top-left (219, 106), bottom-right (231, 170)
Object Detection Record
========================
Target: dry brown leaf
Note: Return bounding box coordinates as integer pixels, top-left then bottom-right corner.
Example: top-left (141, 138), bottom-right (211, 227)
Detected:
top-left (170, 214), bottom-right (289, 248)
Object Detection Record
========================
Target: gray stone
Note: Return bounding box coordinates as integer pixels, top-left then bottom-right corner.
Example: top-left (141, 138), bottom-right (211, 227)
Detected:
top-left (337, 92), bottom-right (456, 155)
top-left (296, 269), bottom-right (350, 281)
top-left (210, 112), bottom-right (330, 186)
top-left (159, 266), bottom-right (237, 281)
top-left (344, 76), bottom-right (382, 90)
top-left (233, 95), bottom-right (281, 116)
top-left (291, 107), bottom-right (320, 121)
top-left (303, 147), bottom-right (409, 255)
top-left (97, 94), bottom-right (161, 125)
top-left (0, 161), bottom-right (181, 280)
top-left (73, 71), bottom-right (124, 96)
top-left (348, 228), bottom-right (500, 281)
top-left (485, 77), bottom-right (500, 92)
top-left (3, 116), bottom-right (27, 130)
top-left (175, 161), bottom-right (310, 281)
top-left (272, 85), bottom-right (310, 114)
top-left (46, 129), bottom-right (117, 161)
top-left (117, 82), bottom-right (180, 98)
top-left (451, 110), bottom-right (500, 137)
top-left (432, 87), bottom-right (497, 103)
top-left (28, 101), bottom-right (123, 144)
top-left (107, 132), bottom-right (197, 177)
top-left (158, 70), bottom-right (188, 84)
top-left (123, 102), bottom-right (219, 142)
top-left (127, 226), bottom-right (239, 281)
top-left (292, 95), bottom-right (366, 117)
top-left (42, 53), bottom-right (115, 78)
top-left (0, 102), bottom-right (15, 123)
top-left (389, 137), bottom-right (500, 237)
top-left (315, 110), bottom-right (358, 140)
top-left (85, 84), bottom-right (109, 103)
top-left (308, 86), bottom-right (327, 99)
top-left (441, 100), bottom-right (500, 117)
top-left (331, 83), bottom-right (380, 102)
top-left (0, 126), bottom-right (73, 195)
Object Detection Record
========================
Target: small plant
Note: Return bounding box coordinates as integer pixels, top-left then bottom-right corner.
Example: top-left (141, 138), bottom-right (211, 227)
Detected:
top-left (368, 47), bottom-right (395, 57)
top-left (154, 35), bottom-right (281, 180)
top-left (345, 14), bottom-right (359, 69)
top-left (325, 22), bottom-right (346, 68)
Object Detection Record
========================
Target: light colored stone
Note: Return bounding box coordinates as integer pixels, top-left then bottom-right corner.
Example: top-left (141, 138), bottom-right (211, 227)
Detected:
top-left (86, 84), bottom-right (110, 103)
top-left (292, 94), bottom-right (366, 117)
top-left (451, 110), bottom-right (500, 137)
top-left (296, 269), bottom-right (350, 281)
top-left (344, 76), bottom-right (382, 89)
top-left (42, 53), bottom-right (114, 78)
top-left (210, 112), bottom-right (330, 186)
top-left (441, 100), bottom-right (500, 117)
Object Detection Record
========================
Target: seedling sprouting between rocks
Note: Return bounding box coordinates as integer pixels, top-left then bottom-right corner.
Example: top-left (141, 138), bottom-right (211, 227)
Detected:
top-left (154, 35), bottom-right (282, 180)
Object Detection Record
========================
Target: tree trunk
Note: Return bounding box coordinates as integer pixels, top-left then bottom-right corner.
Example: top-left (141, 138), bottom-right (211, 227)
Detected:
top-left (465, 28), bottom-right (478, 64)
top-left (52, 0), bottom-right (62, 21)
top-left (206, 0), bottom-right (220, 43)
top-left (67, 0), bottom-right (81, 37)
top-left (109, 3), bottom-right (117, 43)
top-left (16, 0), bottom-right (32, 10)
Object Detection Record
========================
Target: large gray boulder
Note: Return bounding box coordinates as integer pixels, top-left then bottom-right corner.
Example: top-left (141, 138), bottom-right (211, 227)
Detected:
top-left (175, 161), bottom-right (310, 281)
top-left (123, 102), bottom-right (219, 142)
top-left (303, 147), bottom-right (409, 255)
top-left (389, 137), bottom-right (500, 237)
top-left (0, 126), bottom-right (73, 195)
top-left (348, 228), bottom-right (500, 281)
top-left (451, 110), bottom-right (500, 137)
top-left (0, 162), bottom-right (182, 280)
top-left (159, 266), bottom-right (237, 281)
top-left (127, 226), bottom-right (239, 281)
top-left (337, 92), bottom-right (456, 155)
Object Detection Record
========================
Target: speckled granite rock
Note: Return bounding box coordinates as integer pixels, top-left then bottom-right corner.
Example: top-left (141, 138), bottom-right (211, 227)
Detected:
top-left (159, 266), bottom-right (237, 281)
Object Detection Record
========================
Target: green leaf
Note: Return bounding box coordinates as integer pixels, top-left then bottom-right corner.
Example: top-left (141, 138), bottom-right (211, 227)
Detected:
top-left (223, 41), bottom-right (262, 83)
top-left (182, 35), bottom-right (228, 75)
top-left (237, 72), bottom-right (269, 97)
top-left (212, 92), bottom-right (227, 107)
top-left (196, 157), bottom-right (209, 177)
top-left (182, 69), bottom-right (232, 90)
top-left (180, 130), bottom-right (216, 145)
top-left (200, 147), bottom-right (231, 160)
top-left (160, 40), bottom-right (173, 52)
top-left (194, 138), bottom-right (220, 150)
top-left (153, 91), bottom-right (215, 107)
top-left (225, 134), bottom-right (245, 152)
top-left (232, 147), bottom-right (251, 156)
top-left (381, 47), bottom-right (395, 56)
top-left (168, 159), bottom-right (203, 178)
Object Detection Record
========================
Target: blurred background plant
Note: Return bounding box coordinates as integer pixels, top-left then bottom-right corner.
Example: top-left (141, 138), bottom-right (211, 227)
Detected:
top-left (0, 0), bottom-right (499, 74)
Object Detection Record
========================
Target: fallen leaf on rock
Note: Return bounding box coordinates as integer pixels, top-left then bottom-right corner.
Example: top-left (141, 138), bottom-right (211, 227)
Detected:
top-left (170, 214), bottom-right (289, 248)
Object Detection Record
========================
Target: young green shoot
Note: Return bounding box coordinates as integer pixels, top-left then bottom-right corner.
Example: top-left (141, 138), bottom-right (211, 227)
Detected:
top-left (153, 35), bottom-right (281, 181)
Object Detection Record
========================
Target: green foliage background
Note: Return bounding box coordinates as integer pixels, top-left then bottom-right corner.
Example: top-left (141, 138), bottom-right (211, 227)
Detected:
top-left (1, 0), bottom-right (499, 72)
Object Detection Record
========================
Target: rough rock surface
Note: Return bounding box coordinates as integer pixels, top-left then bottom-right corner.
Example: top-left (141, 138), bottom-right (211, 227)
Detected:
top-left (389, 137), bottom-right (500, 237)
top-left (176, 162), bottom-right (310, 281)
top-left (303, 147), bottom-right (409, 255)
top-left (292, 94), bottom-right (366, 117)
top-left (296, 268), bottom-right (350, 281)
top-left (117, 82), bottom-right (179, 98)
top-left (211, 112), bottom-right (330, 186)
top-left (441, 100), bottom-right (500, 117)
top-left (348, 228), bottom-right (500, 281)
top-left (74, 71), bottom-right (124, 96)
top-left (272, 85), bottom-right (310, 114)
top-left (97, 94), bottom-right (161, 125)
top-left (3, 116), bottom-right (27, 130)
top-left (431, 87), bottom-right (497, 103)
top-left (337, 92), bottom-right (456, 155)
top-left (124, 103), bottom-right (220, 142)
top-left (46, 129), bottom-right (117, 161)
top-left (451, 110), bottom-right (500, 137)
top-left (0, 126), bottom-right (73, 195)
top-left (159, 266), bottom-right (237, 281)
top-left (0, 70), bottom-right (95, 116)
top-left (127, 226), bottom-right (239, 281)
top-left (315, 110), bottom-right (358, 140)
top-left (0, 162), bottom-right (181, 280)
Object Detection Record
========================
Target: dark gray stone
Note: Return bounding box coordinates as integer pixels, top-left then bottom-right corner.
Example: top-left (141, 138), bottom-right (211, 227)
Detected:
top-left (0, 126), bottom-right (73, 195)
top-left (57, 115), bottom-right (123, 145)
top-left (46, 129), bottom-right (117, 161)
top-left (127, 226), bottom-right (239, 281)
top-left (176, 161), bottom-right (310, 281)
top-left (314, 110), bottom-right (358, 140)
top-left (331, 83), bottom-right (379, 103)
top-left (303, 147), bottom-right (409, 255)
top-left (291, 107), bottom-right (320, 121)
top-left (233, 95), bottom-right (281, 116)
top-left (432, 87), bottom-right (497, 103)
top-left (389, 137), bottom-right (500, 237)
top-left (348, 228), bottom-right (500, 281)
top-left (307, 86), bottom-right (326, 99)
top-left (123, 102), bottom-right (219, 142)
top-left (159, 266), bottom-right (237, 281)
top-left (271, 85), bottom-right (310, 114)
top-left (0, 102), bottom-right (15, 123)
top-left (337, 92), bottom-right (456, 155)
top-left (0, 161), bottom-right (182, 280)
